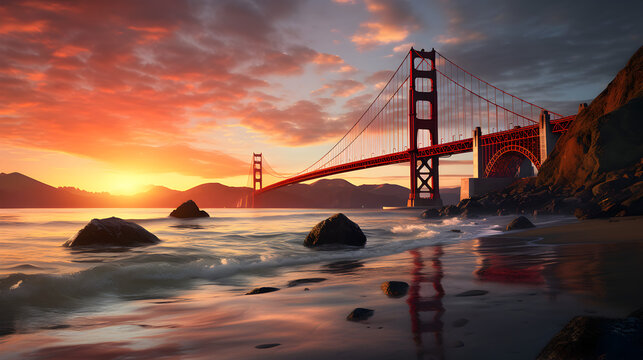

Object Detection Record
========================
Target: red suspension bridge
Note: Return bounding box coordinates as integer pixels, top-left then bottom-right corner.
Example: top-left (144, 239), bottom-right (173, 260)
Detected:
top-left (249, 48), bottom-right (577, 207)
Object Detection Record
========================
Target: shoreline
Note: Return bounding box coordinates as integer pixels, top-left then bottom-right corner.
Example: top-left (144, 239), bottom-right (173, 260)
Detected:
top-left (490, 215), bottom-right (643, 244)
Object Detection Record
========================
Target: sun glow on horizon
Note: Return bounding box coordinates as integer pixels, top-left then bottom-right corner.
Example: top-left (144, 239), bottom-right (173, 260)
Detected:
top-left (104, 173), bottom-right (150, 196)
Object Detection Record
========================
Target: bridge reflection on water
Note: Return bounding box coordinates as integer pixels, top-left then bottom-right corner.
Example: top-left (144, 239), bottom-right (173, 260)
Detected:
top-left (407, 246), bottom-right (445, 360)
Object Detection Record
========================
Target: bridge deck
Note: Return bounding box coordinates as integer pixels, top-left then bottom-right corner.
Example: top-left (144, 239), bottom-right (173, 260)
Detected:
top-left (256, 115), bottom-right (574, 194)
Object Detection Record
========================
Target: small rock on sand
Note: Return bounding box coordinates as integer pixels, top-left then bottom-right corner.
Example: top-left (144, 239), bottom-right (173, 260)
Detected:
top-left (505, 216), bottom-right (535, 231)
top-left (346, 308), bottom-right (374, 321)
top-left (255, 343), bottom-right (280, 349)
top-left (381, 281), bottom-right (409, 298)
top-left (456, 290), bottom-right (489, 297)
top-left (245, 287), bottom-right (279, 295)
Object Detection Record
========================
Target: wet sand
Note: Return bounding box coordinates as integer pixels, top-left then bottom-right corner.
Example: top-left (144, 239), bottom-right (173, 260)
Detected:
top-left (2, 217), bottom-right (643, 359)
top-left (495, 216), bottom-right (643, 244)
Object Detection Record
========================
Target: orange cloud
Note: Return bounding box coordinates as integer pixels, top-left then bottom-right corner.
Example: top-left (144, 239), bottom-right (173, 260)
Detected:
top-left (0, 19), bottom-right (46, 34)
top-left (351, 0), bottom-right (422, 50)
top-left (128, 26), bottom-right (171, 43)
top-left (352, 23), bottom-right (409, 48)
top-left (337, 65), bottom-right (357, 73)
top-left (313, 53), bottom-right (344, 65)
top-left (313, 53), bottom-right (357, 73)
top-left (393, 42), bottom-right (414, 53)
top-left (52, 45), bottom-right (89, 58)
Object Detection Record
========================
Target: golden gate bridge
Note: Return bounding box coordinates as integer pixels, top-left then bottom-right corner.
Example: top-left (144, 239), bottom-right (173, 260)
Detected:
top-left (247, 47), bottom-right (577, 207)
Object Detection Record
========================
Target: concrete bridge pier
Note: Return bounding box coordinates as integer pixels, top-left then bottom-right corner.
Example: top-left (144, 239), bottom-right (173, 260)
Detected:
top-left (472, 126), bottom-right (483, 178)
top-left (539, 110), bottom-right (554, 163)
top-left (460, 127), bottom-right (514, 200)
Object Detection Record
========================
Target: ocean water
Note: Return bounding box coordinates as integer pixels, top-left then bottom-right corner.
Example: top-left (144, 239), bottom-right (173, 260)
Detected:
top-left (0, 208), bottom-right (510, 305)
top-left (1, 208), bottom-right (637, 359)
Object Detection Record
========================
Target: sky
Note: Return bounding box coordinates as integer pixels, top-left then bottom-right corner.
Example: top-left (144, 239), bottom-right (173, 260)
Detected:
top-left (1, 0), bottom-right (641, 195)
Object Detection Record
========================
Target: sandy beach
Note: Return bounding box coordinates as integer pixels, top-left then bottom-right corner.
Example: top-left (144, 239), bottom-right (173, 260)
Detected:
top-left (1, 214), bottom-right (641, 359)
top-left (495, 216), bottom-right (643, 244)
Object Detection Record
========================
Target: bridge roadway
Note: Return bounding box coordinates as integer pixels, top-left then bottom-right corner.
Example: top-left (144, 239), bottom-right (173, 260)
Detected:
top-left (255, 115), bottom-right (575, 195)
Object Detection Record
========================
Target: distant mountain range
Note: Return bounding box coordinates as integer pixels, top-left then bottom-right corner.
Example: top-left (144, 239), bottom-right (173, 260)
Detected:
top-left (0, 172), bottom-right (460, 208)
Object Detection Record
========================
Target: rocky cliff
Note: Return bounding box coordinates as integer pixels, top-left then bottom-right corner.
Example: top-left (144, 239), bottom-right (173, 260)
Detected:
top-left (538, 46), bottom-right (643, 190)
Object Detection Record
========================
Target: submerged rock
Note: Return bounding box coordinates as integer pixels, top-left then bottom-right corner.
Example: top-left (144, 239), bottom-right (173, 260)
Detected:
top-left (322, 260), bottom-right (364, 274)
top-left (169, 200), bottom-right (209, 218)
top-left (245, 287), bottom-right (280, 295)
top-left (346, 308), bottom-right (374, 322)
top-left (381, 281), bottom-right (409, 298)
top-left (255, 343), bottom-right (280, 349)
top-left (420, 208), bottom-right (441, 219)
top-left (506, 216), bottom-right (535, 231)
top-left (63, 217), bottom-right (160, 248)
top-left (304, 213), bottom-right (367, 248)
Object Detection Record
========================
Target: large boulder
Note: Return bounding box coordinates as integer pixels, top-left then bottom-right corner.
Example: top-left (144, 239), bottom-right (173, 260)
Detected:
top-left (169, 200), bottom-right (209, 218)
top-left (64, 217), bottom-right (160, 247)
top-left (304, 213), bottom-right (367, 248)
top-left (537, 312), bottom-right (643, 359)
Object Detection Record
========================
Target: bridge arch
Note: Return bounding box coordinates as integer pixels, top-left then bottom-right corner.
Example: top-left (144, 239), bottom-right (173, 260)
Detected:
top-left (484, 144), bottom-right (541, 178)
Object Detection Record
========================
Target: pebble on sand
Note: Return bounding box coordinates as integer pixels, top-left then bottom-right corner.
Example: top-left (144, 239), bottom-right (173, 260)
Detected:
top-left (346, 308), bottom-right (374, 321)
top-left (455, 290), bottom-right (489, 297)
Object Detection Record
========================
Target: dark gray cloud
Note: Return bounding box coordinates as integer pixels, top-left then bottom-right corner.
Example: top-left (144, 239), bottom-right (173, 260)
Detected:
top-left (428, 0), bottom-right (643, 115)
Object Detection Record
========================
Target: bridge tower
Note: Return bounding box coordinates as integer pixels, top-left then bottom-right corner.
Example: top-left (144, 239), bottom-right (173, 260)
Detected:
top-left (408, 48), bottom-right (442, 207)
top-left (251, 153), bottom-right (262, 208)
top-left (253, 153), bottom-right (263, 191)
